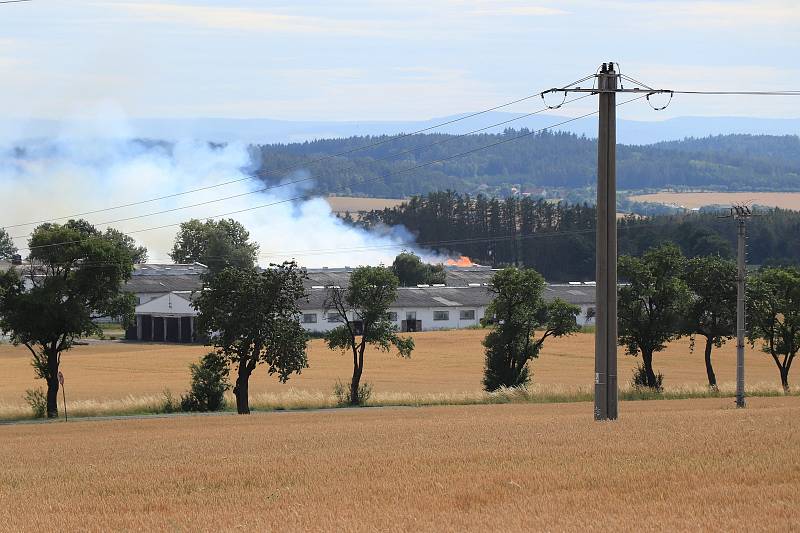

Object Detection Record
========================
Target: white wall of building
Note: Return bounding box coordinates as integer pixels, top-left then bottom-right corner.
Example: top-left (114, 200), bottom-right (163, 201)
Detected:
top-left (299, 305), bottom-right (487, 333)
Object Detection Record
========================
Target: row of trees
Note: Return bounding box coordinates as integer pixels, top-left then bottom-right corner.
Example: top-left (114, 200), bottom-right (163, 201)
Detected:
top-left (353, 191), bottom-right (800, 281)
top-left (2, 216), bottom-right (796, 418)
top-left (618, 244), bottom-right (800, 392)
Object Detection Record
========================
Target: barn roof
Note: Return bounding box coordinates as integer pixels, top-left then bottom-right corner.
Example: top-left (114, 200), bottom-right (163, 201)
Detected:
top-left (299, 284), bottom-right (595, 310)
top-left (124, 275), bottom-right (203, 294)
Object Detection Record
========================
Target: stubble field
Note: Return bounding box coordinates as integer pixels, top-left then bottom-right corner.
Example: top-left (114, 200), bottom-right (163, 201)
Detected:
top-left (627, 191), bottom-right (800, 211)
top-left (0, 330), bottom-right (790, 418)
top-left (324, 196), bottom-right (405, 214)
top-left (1, 397), bottom-right (798, 531)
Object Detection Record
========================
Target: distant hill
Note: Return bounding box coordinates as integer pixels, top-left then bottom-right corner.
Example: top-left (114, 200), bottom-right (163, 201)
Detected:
top-left (250, 132), bottom-right (800, 197)
top-left (3, 114), bottom-right (799, 145)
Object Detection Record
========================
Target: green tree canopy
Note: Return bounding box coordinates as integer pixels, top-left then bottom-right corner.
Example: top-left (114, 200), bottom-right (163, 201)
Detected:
top-left (104, 227), bottom-right (148, 264)
top-left (683, 255), bottom-right (737, 390)
top-left (0, 228), bottom-right (16, 259)
top-left (390, 251), bottom-right (445, 287)
top-left (193, 263), bottom-right (309, 414)
top-left (747, 267), bottom-right (800, 392)
top-left (482, 267), bottom-right (580, 391)
top-left (618, 243), bottom-right (690, 389)
top-left (324, 266), bottom-right (414, 405)
top-left (170, 218), bottom-right (259, 274)
top-left (0, 220), bottom-right (136, 417)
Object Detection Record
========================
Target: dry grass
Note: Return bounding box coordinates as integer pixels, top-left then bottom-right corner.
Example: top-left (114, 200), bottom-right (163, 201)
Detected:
top-left (324, 196), bottom-right (405, 214)
top-left (0, 397), bottom-right (798, 532)
top-left (0, 331), bottom-right (793, 419)
top-left (628, 191), bottom-right (800, 211)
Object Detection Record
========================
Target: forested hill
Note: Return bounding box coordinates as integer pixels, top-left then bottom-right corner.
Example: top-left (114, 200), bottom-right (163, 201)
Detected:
top-left (250, 132), bottom-right (800, 197)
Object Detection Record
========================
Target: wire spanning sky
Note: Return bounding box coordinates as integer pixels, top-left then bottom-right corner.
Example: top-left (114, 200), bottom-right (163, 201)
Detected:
top-left (0, 0), bottom-right (798, 122)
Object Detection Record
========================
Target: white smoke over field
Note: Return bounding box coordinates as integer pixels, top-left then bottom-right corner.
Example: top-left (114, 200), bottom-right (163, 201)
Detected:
top-left (0, 122), bottom-right (435, 267)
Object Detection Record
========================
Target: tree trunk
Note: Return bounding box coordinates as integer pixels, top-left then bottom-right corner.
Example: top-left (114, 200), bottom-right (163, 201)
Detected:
top-left (350, 364), bottom-right (363, 406)
top-left (46, 350), bottom-right (59, 418)
top-left (46, 376), bottom-right (59, 419)
top-left (703, 337), bottom-right (718, 391)
top-left (642, 349), bottom-right (657, 389)
top-left (233, 364), bottom-right (251, 414)
top-left (780, 367), bottom-right (790, 394)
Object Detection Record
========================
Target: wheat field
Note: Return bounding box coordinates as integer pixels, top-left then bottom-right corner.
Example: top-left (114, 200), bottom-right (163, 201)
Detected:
top-left (628, 191), bottom-right (800, 211)
top-left (0, 397), bottom-right (798, 532)
top-left (0, 330), bottom-right (791, 418)
top-left (324, 196), bottom-right (406, 214)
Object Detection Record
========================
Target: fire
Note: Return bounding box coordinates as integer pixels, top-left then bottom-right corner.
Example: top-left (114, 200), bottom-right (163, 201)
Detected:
top-left (446, 256), bottom-right (473, 267)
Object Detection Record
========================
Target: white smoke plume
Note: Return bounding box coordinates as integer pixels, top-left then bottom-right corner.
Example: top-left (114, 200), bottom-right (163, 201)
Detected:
top-left (0, 119), bottom-right (438, 268)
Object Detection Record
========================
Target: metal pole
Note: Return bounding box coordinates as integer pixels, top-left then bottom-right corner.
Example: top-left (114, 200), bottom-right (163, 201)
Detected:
top-left (736, 215), bottom-right (746, 408)
top-left (595, 63), bottom-right (618, 421)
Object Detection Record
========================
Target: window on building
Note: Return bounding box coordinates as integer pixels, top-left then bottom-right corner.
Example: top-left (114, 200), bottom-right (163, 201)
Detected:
top-left (302, 313), bottom-right (317, 324)
top-left (406, 311), bottom-right (416, 321)
top-left (327, 313), bottom-right (343, 323)
top-left (433, 310), bottom-right (449, 321)
top-left (386, 312), bottom-right (398, 321)
top-left (459, 310), bottom-right (476, 320)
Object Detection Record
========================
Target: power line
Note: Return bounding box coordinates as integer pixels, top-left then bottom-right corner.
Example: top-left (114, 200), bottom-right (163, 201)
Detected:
top-left (3, 76), bottom-right (597, 230)
top-left (0, 0), bottom-right (32, 4)
top-left (7, 93), bottom-right (593, 238)
top-left (17, 93), bottom-right (649, 253)
top-left (670, 90), bottom-right (800, 96)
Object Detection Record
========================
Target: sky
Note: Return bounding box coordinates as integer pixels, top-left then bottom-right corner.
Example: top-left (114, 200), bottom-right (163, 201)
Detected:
top-left (0, 0), bottom-right (799, 123)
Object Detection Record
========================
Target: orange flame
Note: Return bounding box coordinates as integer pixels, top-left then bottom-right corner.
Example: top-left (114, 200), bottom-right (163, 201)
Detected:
top-left (446, 255), bottom-right (473, 267)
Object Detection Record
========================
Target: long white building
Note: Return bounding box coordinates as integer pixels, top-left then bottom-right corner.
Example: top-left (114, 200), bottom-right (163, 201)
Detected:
top-left (125, 265), bottom-right (596, 342)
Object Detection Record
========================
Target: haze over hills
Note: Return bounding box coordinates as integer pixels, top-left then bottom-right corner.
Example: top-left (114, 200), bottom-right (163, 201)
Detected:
top-left (2, 114), bottom-right (800, 146)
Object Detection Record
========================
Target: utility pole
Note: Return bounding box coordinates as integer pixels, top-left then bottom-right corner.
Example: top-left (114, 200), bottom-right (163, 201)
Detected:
top-left (731, 205), bottom-right (751, 408)
top-left (595, 63), bottom-right (618, 420)
top-left (543, 63), bottom-right (672, 420)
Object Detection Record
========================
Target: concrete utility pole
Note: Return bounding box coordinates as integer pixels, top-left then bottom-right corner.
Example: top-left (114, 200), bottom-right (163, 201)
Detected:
top-left (595, 63), bottom-right (618, 421)
top-left (732, 205), bottom-right (751, 408)
top-left (542, 63), bottom-right (673, 420)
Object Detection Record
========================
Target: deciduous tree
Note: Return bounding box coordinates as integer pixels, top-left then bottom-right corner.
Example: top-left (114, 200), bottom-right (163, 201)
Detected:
top-left (747, 267), bottom-right (800, 392)
top-left (170, 218), bottom-right (259, 274)
top-left (193, 263), bottom-right (309, 414)
top-left (390, 251), bottom-right (445, 287)
top-left (0, 228), bottom-right (16, 259)
top-left (618, 243), bottom-right (690, 389)
top-left (482, 267), bottom-right (580, 391)
top-left (0, 220), bottom-right (136, 417)
top-left (324, 266), bottom-right (414, 405)
top-left (683, 255), bottom-right (737, 390)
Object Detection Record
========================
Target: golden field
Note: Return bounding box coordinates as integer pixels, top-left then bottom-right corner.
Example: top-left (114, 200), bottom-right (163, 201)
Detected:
top-left (1, 397), bottom-right (798, 531)
top-left (0, 330), bottom-right (792, 418)
top-left (628, 191), bottom-right (800, 211)
top-left (324, 195), bottom-right (405, 214)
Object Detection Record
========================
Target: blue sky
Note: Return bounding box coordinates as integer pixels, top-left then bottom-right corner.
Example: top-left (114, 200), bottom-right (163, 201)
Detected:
top-left (1, 0), bottom-right (798, 121)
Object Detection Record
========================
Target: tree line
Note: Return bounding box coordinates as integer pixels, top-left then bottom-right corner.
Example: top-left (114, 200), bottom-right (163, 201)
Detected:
top-left (250, 132), bottom-right (800, 197)
top-left (350, 191), bottom-right (800, 281)
top-left (618, 243), bottom-right (800, 393)
top-left (2, 218), bottom-right (797, 419)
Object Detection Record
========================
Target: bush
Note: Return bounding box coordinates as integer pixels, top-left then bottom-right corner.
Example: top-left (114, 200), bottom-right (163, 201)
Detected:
top-left (333, 379), bottom-right (372, 406)
top-left (160, 389), bottom-right (178, 413)
top-left (180, 353), bottom-right (230, 412)
top-left (631, 364), bottom-right (664, 392)
top-left (24, 388), bottom-right (47, 418)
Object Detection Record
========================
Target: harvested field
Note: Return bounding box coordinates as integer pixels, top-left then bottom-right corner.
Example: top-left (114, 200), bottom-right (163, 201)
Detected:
top-left (0, 330), bottom-right (791, 418)
top-left (1, 397), bottom-right (798, 531)
top-left (324, 196), bottom-right (405, 214)
top-left (628, 191), bottom-right (800, 211)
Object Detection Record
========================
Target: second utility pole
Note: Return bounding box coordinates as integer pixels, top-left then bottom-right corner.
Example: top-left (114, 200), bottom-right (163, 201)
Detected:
top-left (595, 63), bottom-right (618, 420)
